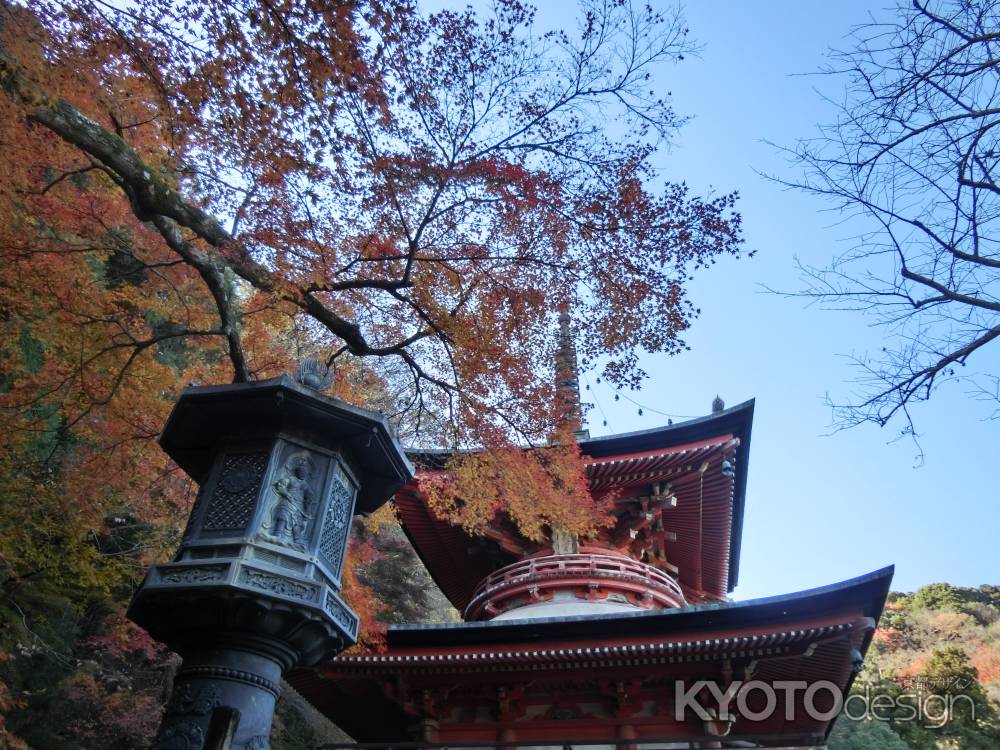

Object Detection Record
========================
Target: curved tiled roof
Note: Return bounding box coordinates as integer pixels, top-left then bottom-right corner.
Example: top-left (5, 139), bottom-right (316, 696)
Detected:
top-left (288, 566), bottom-right (893, 745)
top-left (397, 400), bottom-right (754, 611)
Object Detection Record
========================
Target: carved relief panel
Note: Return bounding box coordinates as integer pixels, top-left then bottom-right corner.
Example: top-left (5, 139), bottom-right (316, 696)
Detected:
top-left (258, 443), bottom-right (328, 551)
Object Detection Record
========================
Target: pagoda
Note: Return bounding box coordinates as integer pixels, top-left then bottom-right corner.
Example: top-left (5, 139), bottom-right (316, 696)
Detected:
top-left (289, 320), bottom-right (892, 749)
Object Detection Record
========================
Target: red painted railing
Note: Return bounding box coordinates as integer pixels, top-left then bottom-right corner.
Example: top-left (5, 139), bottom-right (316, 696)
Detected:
top-left (464, 553), bottom-right (686, 620)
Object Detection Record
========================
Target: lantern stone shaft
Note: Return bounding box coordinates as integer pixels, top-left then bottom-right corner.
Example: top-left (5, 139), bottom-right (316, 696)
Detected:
top-left (128, 376), bottom-right (413, 750)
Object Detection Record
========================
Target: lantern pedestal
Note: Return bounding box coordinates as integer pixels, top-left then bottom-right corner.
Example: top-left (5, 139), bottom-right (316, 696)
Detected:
top-left (128, 376), bottom-right (412, 750)
top-left (148, 643), bottom-right (284, 750)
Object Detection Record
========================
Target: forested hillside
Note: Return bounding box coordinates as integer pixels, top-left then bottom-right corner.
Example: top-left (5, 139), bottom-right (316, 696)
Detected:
top-left (829, 584), bottom-right (1000, 750)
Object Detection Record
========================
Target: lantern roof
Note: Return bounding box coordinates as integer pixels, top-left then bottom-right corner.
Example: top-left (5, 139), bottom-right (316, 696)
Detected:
top-left (159, 376), bottom-right (414, 514)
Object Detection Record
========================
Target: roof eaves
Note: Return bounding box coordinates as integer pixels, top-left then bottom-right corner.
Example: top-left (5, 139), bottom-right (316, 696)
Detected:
top-left (385, 565), bottom-right (894, 647)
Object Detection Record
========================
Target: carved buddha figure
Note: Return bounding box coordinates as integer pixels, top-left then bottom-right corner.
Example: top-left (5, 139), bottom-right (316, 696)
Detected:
top-left (264, 451), bottom-right (316, 547)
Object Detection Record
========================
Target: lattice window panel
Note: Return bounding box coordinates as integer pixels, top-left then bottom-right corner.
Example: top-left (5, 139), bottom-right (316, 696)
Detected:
top-left (203, 452), bottom-right (269, 531)
top-left (319, 474), bottom-right (355, 580)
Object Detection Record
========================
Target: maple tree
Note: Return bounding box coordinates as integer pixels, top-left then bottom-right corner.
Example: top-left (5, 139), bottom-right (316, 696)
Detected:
top-left (0, 0), bottom-right (744, 545)
top-left (0, 1), bottom-right (744, 745)
top-left (0, 0), bottom-right (743, 438)
top-left (421, 422), bottom-right (608, 540)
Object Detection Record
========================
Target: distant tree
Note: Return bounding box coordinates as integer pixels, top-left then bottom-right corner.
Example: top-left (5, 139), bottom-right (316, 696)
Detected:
top-left (827, 718), bottom-right (911, 750)
top-left (919, 646), bottom-right (999, 740)
top-left (922, 646), bottom-right (984, 696)
top-left (969, 585), bottom-right (1000, 608)
top-left (911, 583), bottom-right (964, 612)
top-left (907, 583), bottom-right (1000, 627)
top-left (962, 585), bottom-right (1000, 625)
top-left (779, 0), bottom-right (1000, 435)
top-left (353, 519), bottom-right (457, 625)
top-left (973, 643), bottom-right (1000, 684)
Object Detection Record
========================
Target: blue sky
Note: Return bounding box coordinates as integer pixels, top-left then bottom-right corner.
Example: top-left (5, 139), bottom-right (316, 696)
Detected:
top-left (553, 1), bottom-right (1000, 599)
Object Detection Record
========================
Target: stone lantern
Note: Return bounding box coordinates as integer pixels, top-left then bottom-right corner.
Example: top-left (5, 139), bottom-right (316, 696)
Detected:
top-left (128, 374), bottom-right (413, 750)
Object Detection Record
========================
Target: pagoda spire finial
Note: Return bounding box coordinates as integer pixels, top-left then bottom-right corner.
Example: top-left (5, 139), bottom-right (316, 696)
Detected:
top-left (555, 308), bottom-right (589, 440)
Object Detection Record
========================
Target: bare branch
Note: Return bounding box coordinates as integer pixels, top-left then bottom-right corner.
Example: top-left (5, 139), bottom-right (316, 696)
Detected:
top-left (771, 0), bottom-right (1000, 431)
